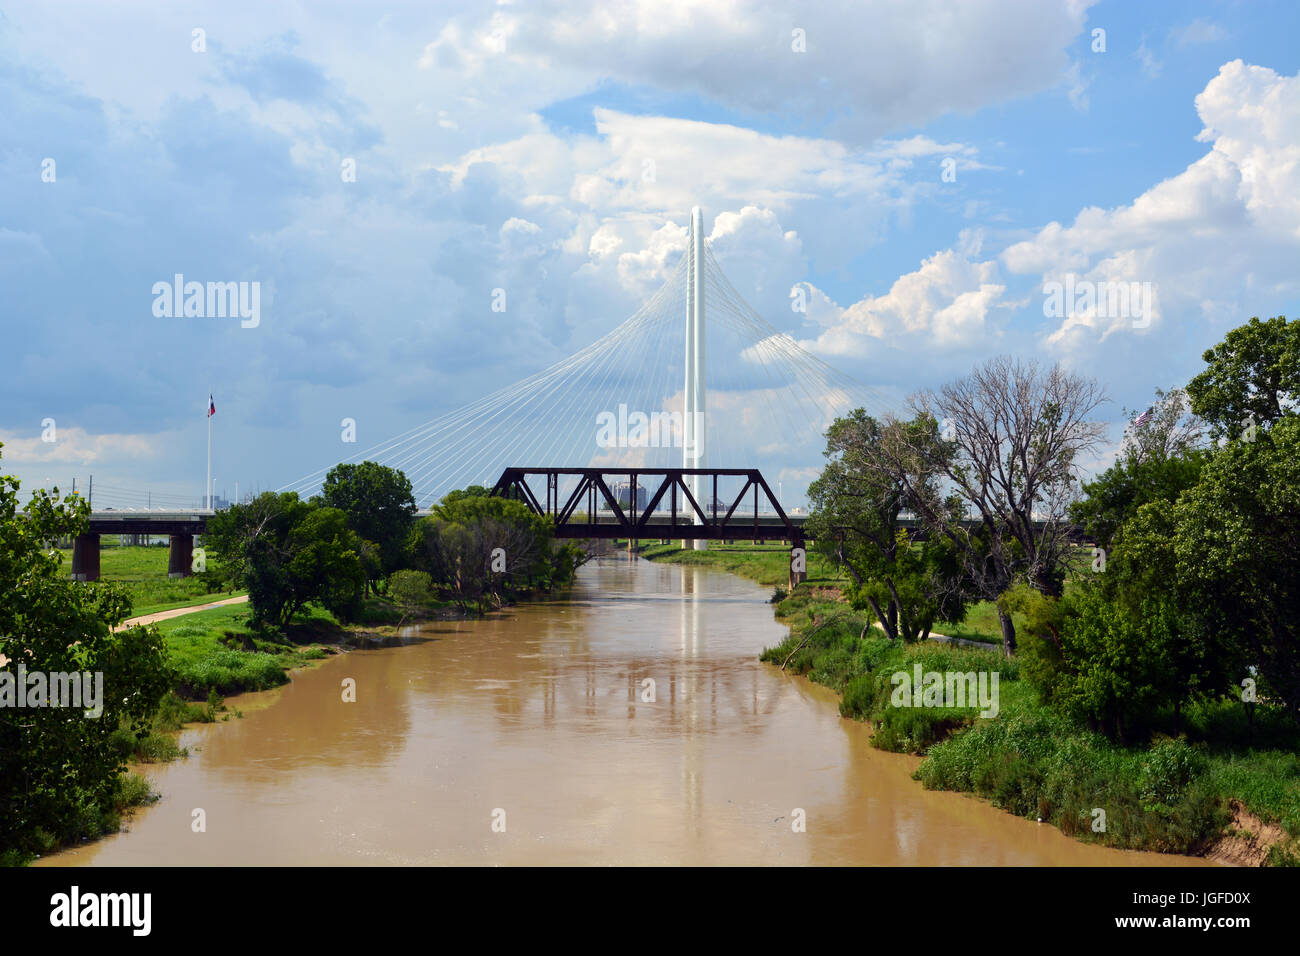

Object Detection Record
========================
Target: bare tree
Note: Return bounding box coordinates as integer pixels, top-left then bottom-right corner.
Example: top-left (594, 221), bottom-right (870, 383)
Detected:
top-left (876, 357), bottom-right (1107, 655)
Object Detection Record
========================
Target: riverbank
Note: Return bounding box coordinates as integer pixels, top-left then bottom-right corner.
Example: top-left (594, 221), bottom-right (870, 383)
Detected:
top-left (635, 542), bottom-right (1300, 866)
top-left (36, 555), bottom-right (1205, 867)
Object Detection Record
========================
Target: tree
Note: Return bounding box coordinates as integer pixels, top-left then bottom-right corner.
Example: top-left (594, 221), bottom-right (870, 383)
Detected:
top-left (409, 493), bottom-right (557, 612)
top-left (388, 570), bottom-right (434, 626)
top-left (1, 445), bottom-right (170, 859)
top-left (898, 357), bottom-right (1108, 654)
top-left (439, 485), bottom-right (491, 506)
top-left (1006, 578), bottom-right (1203, 742)
top-left (1165, 415), bottom-right (1300, 724)
top-left (289, 507), bottom-right (367, 624)
top-left (1068, 386), bottom-right (1225, 731)
top-left (318, 462), bottom-right (417, 584)
top-left (1112, 502), bottom-right (1236, 731)
top-left (1186, 315), bottom-right (1299, 440)
top-left (205, 492), bottom-right (366, 629)
top-left (1071, 387), bottom-right (1210, 551)
top-left (807, 411), bottom-right (967, 641)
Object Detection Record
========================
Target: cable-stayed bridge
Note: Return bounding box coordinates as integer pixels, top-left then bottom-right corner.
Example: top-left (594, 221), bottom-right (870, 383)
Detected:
top-left (70, 209), bottom-right (889, 581)
top-left (278, 208), bottom-right (886, 515)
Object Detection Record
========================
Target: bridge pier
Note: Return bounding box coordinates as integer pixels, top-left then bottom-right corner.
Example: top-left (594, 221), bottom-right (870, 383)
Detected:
top-left (168, 533), bottom-right (194, 578)
top-left (70, 533), bottom-right (101, 581)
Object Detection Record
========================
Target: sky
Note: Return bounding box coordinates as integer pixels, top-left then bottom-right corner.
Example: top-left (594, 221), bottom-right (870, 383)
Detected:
top-left (1, 0), bottom-right (1297, 509)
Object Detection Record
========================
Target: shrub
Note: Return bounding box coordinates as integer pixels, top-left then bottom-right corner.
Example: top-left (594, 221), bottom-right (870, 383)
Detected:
top-left (153, 692), bottom-right (208, 731)
top-left (114, 773), bottom-right (156, 809)
top-left (1139, 738), bottom-right (1207, 806)
top-left (176, 650), bottom-right (286, 696)
top-left (134, 733), bottom-right (181, 763)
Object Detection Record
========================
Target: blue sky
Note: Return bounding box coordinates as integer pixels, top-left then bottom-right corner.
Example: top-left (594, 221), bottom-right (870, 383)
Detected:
top-left (1, 0), bottom-right (1297, 508)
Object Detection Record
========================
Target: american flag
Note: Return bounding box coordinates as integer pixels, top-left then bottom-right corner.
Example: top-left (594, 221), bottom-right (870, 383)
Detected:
top-left (208, 394), bottom-right (216, 418)
top-left (1133, 408), bottom-right (1152, 427)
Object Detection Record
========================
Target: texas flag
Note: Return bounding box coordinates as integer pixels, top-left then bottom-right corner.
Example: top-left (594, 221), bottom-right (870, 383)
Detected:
top-left (208, 394), bottom-right (216, 418)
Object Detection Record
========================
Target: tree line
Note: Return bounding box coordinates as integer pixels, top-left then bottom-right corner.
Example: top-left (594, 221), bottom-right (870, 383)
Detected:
top-left (203, 463), bottom-right (589, 626)
top-left (808, 315), bottom-right (1298, 738)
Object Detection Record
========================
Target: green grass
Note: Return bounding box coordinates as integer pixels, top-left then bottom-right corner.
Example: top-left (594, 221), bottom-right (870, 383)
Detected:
top-left (57, 543), bottom-right (243, 616)
top-left (917, 703), bottom-right (1230, 854)
top-left (634, 539), bottom-right (847, 589)
top-left (934, 562), bottom-right (1098, 644)
top-left (155, 602), bottom-right (345, 697)
top-left (935, 600), bottom-right (1014, 645)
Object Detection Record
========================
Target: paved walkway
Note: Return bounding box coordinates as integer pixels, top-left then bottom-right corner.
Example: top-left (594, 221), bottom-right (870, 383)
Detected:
top-left (115, 594), bottom-right (249, 630)
top-left (0, 595), bottom-right (252, 665)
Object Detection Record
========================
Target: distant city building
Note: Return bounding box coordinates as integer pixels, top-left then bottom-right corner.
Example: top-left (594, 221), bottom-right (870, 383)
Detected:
top-left (605, 481), bottom-right (647, 512)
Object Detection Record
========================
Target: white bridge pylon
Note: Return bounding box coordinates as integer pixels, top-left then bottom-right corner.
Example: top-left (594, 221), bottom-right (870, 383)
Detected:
top-left (279, 209), bottom-right (888, 510)
top-left (685, 206), bottom-right (707, 550)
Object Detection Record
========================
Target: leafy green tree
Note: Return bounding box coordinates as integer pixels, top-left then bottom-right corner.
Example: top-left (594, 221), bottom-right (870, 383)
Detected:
top-left (846, 532), bottom-right (966, 642)
top-left (997, 582), bottom-right (1070, 699)
top-left (1186, 315), bottom-right (1299, 440)
top-left (439, 485), bottom-right (491, 506)
top-left (1071, 453), bottom-right (1207, 553)
top-left (1165, 416), bottom-right (1300, 724)
top-left (1071, 388), bottom-right (1210, 551)
top-left (1, 446), bottom-right (170, 859)
top-left (408, 491), bottom-right (572, 612)
top-left (205, 492), bottom-right (366, 628)
top-left (318, 462), bottom-right (417, 582)
top-left (388, 570), bottom-right (434, 626)
top-left (1113, 502), bottom-right (1237, 729)
top-left (1003, 583), bottom-right (1182, 741)
top-left (807, 410), bottom-right (967, 641)
top-left (289, 507), bottom-right (367, 624)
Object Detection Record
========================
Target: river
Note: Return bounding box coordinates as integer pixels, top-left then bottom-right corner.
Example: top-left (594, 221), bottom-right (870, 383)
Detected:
top-left (42, 556), bottom-right (1205, 866)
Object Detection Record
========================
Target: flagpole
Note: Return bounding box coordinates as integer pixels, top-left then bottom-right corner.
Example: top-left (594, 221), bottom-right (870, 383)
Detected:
top-left (206, 391), bottom-right (212, 510)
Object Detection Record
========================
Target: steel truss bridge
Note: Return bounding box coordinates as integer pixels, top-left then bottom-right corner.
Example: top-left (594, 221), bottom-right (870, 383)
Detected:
top-left (488, 467), bottom-right (804, 542)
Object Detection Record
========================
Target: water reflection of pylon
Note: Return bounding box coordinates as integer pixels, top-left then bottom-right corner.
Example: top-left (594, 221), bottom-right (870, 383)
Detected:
top-left (679, 564), bottom-right (704, 836)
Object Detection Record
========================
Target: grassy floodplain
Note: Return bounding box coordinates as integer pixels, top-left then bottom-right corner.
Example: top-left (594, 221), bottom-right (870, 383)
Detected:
top-left (57, 540), bottom-right (243, 616)
top-left (635, 540), bottom-right (1300, 865)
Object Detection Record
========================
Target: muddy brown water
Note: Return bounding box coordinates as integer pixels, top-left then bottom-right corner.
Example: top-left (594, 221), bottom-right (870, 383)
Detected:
top-left (42, 557), bottom-right (1207, 866)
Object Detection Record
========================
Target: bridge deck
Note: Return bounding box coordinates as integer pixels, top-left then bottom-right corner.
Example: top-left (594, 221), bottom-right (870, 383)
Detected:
top-left (86, 511), bottom-right (213, 535)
